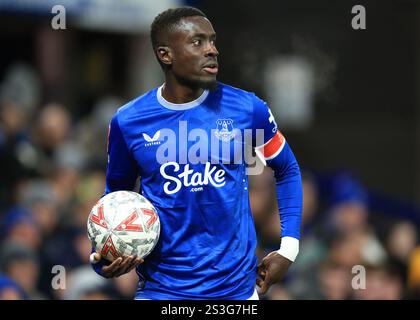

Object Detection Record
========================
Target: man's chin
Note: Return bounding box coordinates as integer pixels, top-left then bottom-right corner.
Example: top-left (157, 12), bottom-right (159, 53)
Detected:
top-left (177, 75), bottom-right (218, 91)
top-left (199, 79), bottom-right (218, 91)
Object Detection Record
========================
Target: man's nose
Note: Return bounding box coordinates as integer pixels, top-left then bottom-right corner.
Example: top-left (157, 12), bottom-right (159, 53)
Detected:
top-left (205, 43), bottom-right (219, 57)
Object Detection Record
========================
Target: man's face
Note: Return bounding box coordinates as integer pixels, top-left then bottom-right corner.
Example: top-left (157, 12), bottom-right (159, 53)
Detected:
top-left (164, 16), bottom-right (219, 90)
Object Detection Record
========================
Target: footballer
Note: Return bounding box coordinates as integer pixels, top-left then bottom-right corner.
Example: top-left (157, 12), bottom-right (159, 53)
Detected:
top-left (90, 6), bottom-right (302, 300)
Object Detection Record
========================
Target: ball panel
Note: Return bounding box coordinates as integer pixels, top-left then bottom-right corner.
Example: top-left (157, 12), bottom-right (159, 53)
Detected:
top-left (87, 191), bottom-right (161, 261)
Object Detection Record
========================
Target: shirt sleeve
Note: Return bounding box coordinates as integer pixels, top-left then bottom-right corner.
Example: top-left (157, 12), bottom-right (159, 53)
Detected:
top-left (105, 112), bottom-right (139, 194)
top-left (91, 112), bottom-right (139, 277)
top-left (252, 94), bottom-right (303, 240)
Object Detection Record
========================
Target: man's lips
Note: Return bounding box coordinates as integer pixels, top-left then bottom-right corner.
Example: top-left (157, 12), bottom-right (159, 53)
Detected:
top-left (203, 63), bottom-right (218, 75)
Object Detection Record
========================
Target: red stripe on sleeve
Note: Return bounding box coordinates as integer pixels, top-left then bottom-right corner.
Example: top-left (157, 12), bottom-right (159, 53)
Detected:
top-left (262, 130), bottom-right (285, 159)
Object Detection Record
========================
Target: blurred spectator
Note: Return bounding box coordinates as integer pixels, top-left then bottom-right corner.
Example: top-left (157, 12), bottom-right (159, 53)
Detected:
top-left (265, 283), bottom-right (293, 300)
top-left (328, 229), bottom-right (387, 267)
top-left (300, 171), bottom-right (320, 230)
top-left (407, 246), bottom-right (420, 293)
top-left (72, 169), bottom-right (106, 228)
top-left (17, 179), bottom-right (59, 238)
top-left (0, 64), bottom-right (41, 211)
top-left (324, 172), bottom-right (369, 235)
top-left (35, 103), bottom-right (71, 152)
top-left (317, 260), bottom-right (353, 300)
top-left (0, 206), bottom-right (42, 250)
top-left (352, 263), bottom-right (404, 300)
top-left (0, 63), bottom-right (40, 117)
top-left (287, 258), bottom-right (353, 300)
top-left (385, 220), bottom-right (418, 284)
top-left (0, 241), bottom-right (45, 299)
top-left (62, 266), bottom-right (112, 300)
top-left (36, 225), bottom-right (92, 299)
top-left (42, 226), bottom-right (91, 270)
top-left (75, 96), bottom-right (121, 169)
top-left (249, 166), bottom-right (276, 229)
top-left (285, 171), bottom-right (326, 275)
top-left (17, 103), bottom-right (73, 177)
top-left (0, 273), bottom-right (26, 300)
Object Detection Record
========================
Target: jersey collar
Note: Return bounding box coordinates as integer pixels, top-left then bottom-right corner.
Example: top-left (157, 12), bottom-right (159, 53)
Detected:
top-left (157, 84), bottom-right (209, 111)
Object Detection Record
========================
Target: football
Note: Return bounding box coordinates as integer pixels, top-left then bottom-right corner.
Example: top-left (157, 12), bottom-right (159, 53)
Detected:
top-left (87, 191), bottom-right (160, 262)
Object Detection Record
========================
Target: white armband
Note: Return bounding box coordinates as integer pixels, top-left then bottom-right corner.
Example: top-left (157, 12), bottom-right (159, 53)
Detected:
top-left (276, 236), bottom-right (299, 262)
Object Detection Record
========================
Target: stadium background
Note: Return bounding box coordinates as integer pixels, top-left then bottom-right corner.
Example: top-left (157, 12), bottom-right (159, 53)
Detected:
top-left (0, 0), bottom-right (419, 299)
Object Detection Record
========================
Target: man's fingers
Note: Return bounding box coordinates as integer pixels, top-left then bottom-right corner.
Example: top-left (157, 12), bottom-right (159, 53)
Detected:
top-left (110, 257), bottom-right (123, 269)
top-left (129, 257), bottom-right (143, 269)
top-left (103, 257), bottom-right (122, 273)
top-left (257, 263), bottom-right (267, 278)
top-left (101, 255), bottom-right (144, 278)
top-left (119, 256), bottom-right (134, 273)
top-left (126, 261), bottom-right (140, 273)
top-left (119, 256), bottom-right (144, 276)
top-left (257, 270), bottom-right (272, 295)
top-left (258, 258), bottom-right (268, 271)
top-left (257, 274), bottom-right (271, 294)
top-left (257, 268), bottom-right (266, 279)
top-left (257, 281), bottom-right (269, 295)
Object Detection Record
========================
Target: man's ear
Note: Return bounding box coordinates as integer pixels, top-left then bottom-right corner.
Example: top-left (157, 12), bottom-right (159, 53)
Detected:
top-left (157, 46), bottom-right (172, 67)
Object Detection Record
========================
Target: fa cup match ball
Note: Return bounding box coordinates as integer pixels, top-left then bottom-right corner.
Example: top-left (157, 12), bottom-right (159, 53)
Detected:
top-left (87, 191), bottom-right (160, 262)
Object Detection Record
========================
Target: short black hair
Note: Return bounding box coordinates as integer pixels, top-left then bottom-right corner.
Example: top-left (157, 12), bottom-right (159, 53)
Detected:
top-left (150, 7), bottom-right (207, 69)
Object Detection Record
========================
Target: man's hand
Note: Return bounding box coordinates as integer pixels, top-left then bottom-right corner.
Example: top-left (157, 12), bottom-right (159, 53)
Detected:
top-left (256, 251), bottom-right (292, 295)
top-left (91, 252), bottom-right (143, 278)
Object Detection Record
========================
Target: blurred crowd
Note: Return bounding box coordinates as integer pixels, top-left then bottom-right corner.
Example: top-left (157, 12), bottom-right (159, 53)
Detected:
top-left (0, 62), bottom-right (419, 300)
top-left (0, 63), bottom-right (134, 299)
top-left (252, 168), bottom-right (420, 300)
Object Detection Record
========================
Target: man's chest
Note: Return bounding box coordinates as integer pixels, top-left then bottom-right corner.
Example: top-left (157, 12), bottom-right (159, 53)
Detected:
top-left (125, 108), bottom-right (252, 174)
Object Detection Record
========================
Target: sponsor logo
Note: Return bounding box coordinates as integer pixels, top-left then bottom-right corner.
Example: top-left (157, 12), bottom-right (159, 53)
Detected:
top-left (143, 131), bottom-right (162, 147)
top-left (160, 161), bottom-right (226, 195)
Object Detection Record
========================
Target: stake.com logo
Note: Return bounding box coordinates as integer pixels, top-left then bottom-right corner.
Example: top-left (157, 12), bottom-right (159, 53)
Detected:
top-left (141, 121), bottom-right (285, 194)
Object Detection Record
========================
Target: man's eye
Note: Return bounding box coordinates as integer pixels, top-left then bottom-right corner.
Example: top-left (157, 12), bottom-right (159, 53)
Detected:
top-left (193, 39), bottom-right (201, 46)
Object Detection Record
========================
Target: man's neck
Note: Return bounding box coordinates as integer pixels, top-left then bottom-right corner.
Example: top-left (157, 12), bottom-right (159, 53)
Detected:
top-left (161, 78), bottom-right (204, 104)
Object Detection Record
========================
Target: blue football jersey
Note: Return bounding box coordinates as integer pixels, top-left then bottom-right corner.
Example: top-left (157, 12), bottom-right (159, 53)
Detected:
top-left (100, 82), bottom-right (302, 300)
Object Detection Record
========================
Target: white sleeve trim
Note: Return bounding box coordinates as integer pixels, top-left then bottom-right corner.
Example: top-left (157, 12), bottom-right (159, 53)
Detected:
top-left (254, 147), bottom-right (267, 166)
top-left (277, 236), bottom-right (299, 262)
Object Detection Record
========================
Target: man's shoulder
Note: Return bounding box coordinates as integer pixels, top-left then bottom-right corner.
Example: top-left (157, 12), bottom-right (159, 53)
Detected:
top-left (218, 82), bottom-right (254, 96)
top-left (115, 87), bottom-right (159, 118)
top-left (217, 82), bottom-right (258, 103)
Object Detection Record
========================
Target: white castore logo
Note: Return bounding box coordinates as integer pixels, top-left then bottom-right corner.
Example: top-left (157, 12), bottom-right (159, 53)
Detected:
top-left (160, 161), bottom-right (226, 194)
top-left (143, 131), bottom-right (161, 147)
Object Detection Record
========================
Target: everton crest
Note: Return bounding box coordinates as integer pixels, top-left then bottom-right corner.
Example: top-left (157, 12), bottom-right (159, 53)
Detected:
top-left (215, 118), bottom-right (236, 142)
